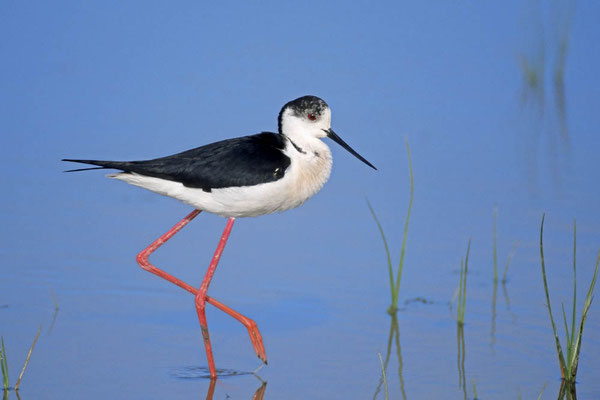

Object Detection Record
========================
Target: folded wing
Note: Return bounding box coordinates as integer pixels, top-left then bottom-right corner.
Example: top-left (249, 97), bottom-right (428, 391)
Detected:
top-left (63, 132), bottom-right (291, 192)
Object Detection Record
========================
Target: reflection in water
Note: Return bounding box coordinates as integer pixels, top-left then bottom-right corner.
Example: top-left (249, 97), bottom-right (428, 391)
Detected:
top-left (48, 287), bottom-right (60, 335)
top-left (169, 366), bottom-right (267, 399)
top-left (493, 211), bottom-right (518, 350)
top-left (558, 380), bottom-right (577, 400)
top-left (204, 377), bottom-right (267, 400)
top-left (501, 239), bottom-right (519, 325)
top-left (471, 378), bottom-right (479, 400)
top-left (501, 282), bottom-right (518, 324)
top-left (1, 391), bottom-right (21, 400)
top-left (373, 314), bottom-right (406, 400)
top-left (171, 366), bottom-right (257, 379)
top-left (251, 381), bottom-right (267, 400)
top-left (456, 324), bottom-right (466, 400)
top-left (48, 308), bottom-right (59, 335)
top-left (206, 379), bottom-right (216, 400)
top-left (490, 279), bottom-right (497, 354)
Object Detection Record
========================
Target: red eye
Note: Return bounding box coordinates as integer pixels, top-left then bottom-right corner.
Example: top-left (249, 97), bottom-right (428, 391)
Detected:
top-left (307, 113), bottom-right (316, 121)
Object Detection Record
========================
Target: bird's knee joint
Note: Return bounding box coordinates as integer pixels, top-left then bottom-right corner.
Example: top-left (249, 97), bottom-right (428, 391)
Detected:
top-left (195, 294), bottom-right (207, 310)
top-left (136, 252), bottom-right (149, 268)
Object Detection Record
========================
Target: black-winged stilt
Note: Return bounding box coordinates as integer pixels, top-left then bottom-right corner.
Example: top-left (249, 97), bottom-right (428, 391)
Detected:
top-left (63, 95), bottom-right (376, 378)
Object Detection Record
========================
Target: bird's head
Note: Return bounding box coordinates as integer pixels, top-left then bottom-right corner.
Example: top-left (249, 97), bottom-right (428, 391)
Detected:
top-left (278, 95), bottom-right (331, 139)
top-left (278, 95), bottom-right (376, 170)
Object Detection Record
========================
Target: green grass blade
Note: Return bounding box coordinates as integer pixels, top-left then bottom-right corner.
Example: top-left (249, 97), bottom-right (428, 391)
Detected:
top-left (502, 241), bottom-right (519, 283)
top-left (394, 138), bottom-right (414, 308)
top-left (450, 284), bottom-right (459, 311)
top-left (367, 200), bottom-right (395, 308)
top-left (15, 324), bottom-right (42, 390)
top-left (462, 239), bottom-right (471, 323)
top-left (493, 207), bottom-right (498, 282)
top-left (0, 337), bottom-right (8, 390)
top-left (539, 214), bottom-right (567, 377)
top-left (571, 220), bottom-right (577, 360)
top-left (536, 382), bottom-right (547, 400)
top-left (560, 303), bottom-right (572, 367)
top-left (569, 249), bottom-right (599, 380)
top-left (458, 257), bottom-right (464, 323)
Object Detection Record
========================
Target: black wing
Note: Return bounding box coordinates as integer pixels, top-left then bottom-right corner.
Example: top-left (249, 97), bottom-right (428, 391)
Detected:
top-left (63, 132), bottom-right (291, 192)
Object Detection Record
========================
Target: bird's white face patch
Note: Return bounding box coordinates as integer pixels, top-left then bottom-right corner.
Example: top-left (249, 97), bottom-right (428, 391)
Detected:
top-left (280, 107), bottom-right (331, 141)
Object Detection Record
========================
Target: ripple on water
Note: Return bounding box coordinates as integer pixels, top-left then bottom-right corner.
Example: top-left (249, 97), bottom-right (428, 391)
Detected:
top-left (170, 366), bottom-right (255, 380)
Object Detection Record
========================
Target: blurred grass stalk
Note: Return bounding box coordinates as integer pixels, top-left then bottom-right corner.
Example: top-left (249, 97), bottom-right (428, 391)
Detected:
top-left (493, 207), bottom-right (498, 282)
top-left (457, 239), bottom-right (471, 325)
top-left (494, 207), bottom-right (518, 284)
top-left (502, 241), bottom-right (518, 284)
top-left (49, 287), bottom-right (59, 311)
top-left (368, 138), bottom-right (413, 315)
top-left (1, 338), bottom-right (8, 391)
top-left (536, 382), bottom-right (547, 400)
top-left (540, 214), bottom-right (599, 383)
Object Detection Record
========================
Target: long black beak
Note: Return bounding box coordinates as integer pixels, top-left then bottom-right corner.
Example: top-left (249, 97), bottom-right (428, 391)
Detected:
top-left (324, 129), bottom-right (377, 170)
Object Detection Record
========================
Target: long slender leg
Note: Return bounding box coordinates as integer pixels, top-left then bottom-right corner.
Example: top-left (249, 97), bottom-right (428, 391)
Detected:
top-left (206, 295), bottom-right (267, 364)
top-left (135, 212), bottom-right (267, 376)
top-left (195, 217), bottom-right (235, 379)
top-left (136, 209), bottom-right (202, 293)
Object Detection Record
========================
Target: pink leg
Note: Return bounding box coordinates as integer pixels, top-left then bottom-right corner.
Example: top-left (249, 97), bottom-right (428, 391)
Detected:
top-left (195, 218), bottom-right (234, 379)
top-left (206, 295), bottom-right (266, 365)
top-left (136, 209), bottom-right (202, 293)
top-left (135, 211), bottom-right (267, 378)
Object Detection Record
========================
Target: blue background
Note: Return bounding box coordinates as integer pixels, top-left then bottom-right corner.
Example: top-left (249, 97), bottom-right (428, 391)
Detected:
top-left (1, 1), bottom-right (599, 399)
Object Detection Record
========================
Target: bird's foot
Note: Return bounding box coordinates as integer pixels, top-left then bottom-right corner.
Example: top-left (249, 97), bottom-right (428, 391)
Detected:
top-left (246, 319), bottom-right (267, 364)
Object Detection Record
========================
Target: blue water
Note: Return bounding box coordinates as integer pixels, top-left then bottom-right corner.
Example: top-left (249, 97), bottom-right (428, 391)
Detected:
top-left (2, 1), bottom-right (600, 399)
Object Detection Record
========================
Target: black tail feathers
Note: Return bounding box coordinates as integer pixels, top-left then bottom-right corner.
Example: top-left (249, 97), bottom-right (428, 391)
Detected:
top-left (62, 159), bottom-right (126, 173)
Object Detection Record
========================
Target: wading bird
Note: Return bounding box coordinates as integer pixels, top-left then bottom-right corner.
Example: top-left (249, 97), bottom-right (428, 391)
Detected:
top-left (63, 95), bottom-right (376, 378)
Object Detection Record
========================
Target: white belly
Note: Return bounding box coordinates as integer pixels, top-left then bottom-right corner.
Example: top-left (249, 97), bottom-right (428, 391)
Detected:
top-left (109, 149), bottom-right (332, 218)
